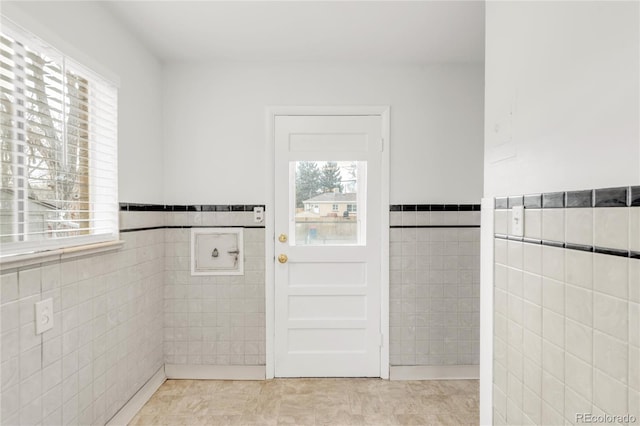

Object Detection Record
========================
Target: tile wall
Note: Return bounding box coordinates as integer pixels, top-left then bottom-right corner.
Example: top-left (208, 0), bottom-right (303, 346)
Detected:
top-left (1, 200), bottom-right (483, 425)
top-left (0, 213), bottom-right (164, 425)
top-left (492, 186), bottom-right (640, 425)
top-left (119, 204), bottom-right (267, 367)
top-left (389, 205), bottom-right (481, 366)
top-left (122, 202), bottom-right (482, 370)
top-left (163, 225), bottom-right (265, 366)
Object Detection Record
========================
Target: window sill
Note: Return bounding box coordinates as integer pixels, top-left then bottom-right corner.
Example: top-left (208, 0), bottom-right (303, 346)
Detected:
top-left (0, 240), bottom-right (125, 270)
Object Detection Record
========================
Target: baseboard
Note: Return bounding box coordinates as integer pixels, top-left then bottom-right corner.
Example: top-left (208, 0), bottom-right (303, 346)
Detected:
top-left (390, 365), bottom-right (479, 380)
top-left (164, 364), bottom-right (266, 380)
top-left (106, 365), bottom-right (166, 426)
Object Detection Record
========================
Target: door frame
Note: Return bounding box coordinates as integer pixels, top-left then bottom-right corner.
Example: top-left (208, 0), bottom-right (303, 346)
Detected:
top-left (265, 106), bottom-right (390, 379)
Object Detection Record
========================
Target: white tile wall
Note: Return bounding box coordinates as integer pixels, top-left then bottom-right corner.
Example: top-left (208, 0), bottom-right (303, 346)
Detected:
top-left (118, 211), bottom-right (165, 230)
top-left (631, 208), bottom-right (640, 253)
top-left (524, 209), bottom-right (542, 240)
top-left (1, 224), bottom-right (164, 426)
top-left (541, 209), bottom-right (564, 242)
top-left (390, 210), bottom-right (480, 366)
top-left (594, 208), bottom-right (629, 250)
top-left (565, 208), bottom-right (593, 247)
top-left (493, 202), bottom-right (640, 425)
top-left (163, 212), bottom-right (266, 366)
top-left (0, 202), bottom-right (491, 422)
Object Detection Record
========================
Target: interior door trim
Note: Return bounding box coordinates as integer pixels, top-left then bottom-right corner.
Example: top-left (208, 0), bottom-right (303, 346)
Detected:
top-left (265, 106), bottom-right (391, 379)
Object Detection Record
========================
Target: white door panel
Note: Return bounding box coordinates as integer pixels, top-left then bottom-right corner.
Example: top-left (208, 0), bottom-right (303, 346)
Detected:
top-left (288, 295), bottom-right (367, 319)
top-left (288, 262), bottom-right (366, 286)
top-left (274, 115), bottom-right (382, 377)
top-left (288, 133), bottom-right (370, 153)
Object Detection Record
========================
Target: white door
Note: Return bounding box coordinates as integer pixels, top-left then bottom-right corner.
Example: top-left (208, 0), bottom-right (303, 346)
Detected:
top-left (274, 115), bottom-right (383, 377)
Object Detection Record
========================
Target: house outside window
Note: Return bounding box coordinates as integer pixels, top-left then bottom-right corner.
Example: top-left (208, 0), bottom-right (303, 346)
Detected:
top-left (0, 18), bottom-right (118, 257)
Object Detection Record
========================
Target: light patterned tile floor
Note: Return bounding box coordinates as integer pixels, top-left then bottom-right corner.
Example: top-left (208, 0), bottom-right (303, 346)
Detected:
top-left (129, 378), bottom-right (479, 425)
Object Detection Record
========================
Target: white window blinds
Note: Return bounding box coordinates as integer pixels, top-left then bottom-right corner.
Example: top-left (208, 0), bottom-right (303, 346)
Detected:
top-left (0, 18), bottom-right (118, 256)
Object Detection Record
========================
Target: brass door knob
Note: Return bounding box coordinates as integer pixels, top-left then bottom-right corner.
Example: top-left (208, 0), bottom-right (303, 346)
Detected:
top-left (278, 254), bottom-right (288, 264)
top-left (278, 234), bottom-right (288, 243)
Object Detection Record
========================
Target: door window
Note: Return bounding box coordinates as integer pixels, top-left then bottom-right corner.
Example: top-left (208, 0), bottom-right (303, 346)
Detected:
top-left (292, 160), bottom-right (366, 246)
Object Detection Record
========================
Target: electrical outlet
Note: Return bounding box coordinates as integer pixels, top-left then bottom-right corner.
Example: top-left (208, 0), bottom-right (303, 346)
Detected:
top-left (253, 206), bottom-right (264, 223)
top-left (34, 298), bottom-right (54, 334)
top-left (512, 205), bottom-right (524, 237)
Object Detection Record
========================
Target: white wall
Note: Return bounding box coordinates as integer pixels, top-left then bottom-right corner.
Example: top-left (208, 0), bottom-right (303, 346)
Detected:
top-left (482, 3), bottom-right (639, 424)
top-left (162, 62), bottom-right (484, 204)
top-left (484, 1), bottom-right (640, 197)
top-left (3, 1), bottom-right (165, 204)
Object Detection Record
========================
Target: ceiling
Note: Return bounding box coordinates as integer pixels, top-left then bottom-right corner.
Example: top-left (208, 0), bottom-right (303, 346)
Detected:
top-left (106, 1), bottom-right (485, 64)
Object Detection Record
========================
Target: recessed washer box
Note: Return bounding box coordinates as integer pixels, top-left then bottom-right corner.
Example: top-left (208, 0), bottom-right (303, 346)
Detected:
top-left (191, 228), bottom-right (244, 276)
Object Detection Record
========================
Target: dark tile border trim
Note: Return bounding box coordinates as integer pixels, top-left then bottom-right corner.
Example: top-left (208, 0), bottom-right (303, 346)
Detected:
top-left (566, 190), bottom-right (593, 208)
top-left (594, 187), bottom-right (628, 208)
top-left (120, 227), bottom-right (165, 233)
top-left (523, 195), bottom-right (542, 209)
top-left (165, 225), bottom-right (266, 229)
top-left (523, 237), bottom-right (542, 245)
top-left (508, 196), bottom-right (523, 209)
top-left (495, 234), bottom-right (638, 259)
top-left (390, 204), bottom-right (481, 211)
top-left (632, 187), bottom-right (640, 207)
top-left (120, 225), bottom-right (266, 233)
top-left (541, 240), bottom-right (565, 248)
top-left (120, 203), bottom-right (266, 212)
top-left (495, 185), bottom-right (639, 209)
top-left (565, 243), bottom-right (593, 253)
top-left (123, 203), bottom-right (485, 213)
top-left (390, 225), bottom-right (481, 229)
top-left (122, 204), bottom-right (165, 211)
top-left (542, 192), bottom-right (565, 209)
top-left (594, 247), bottom-right (630, 258)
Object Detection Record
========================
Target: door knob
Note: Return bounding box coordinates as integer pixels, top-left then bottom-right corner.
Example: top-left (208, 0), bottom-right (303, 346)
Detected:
top-left (278, 234), bottom-right (288, 243)
top-left (278, 254), bottom-right (288, 264)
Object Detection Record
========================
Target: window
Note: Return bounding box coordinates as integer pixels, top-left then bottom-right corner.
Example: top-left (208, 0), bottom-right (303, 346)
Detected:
top-left (292, 160), bottom-right (365, 245)
top-left (1, 18), bottom-right (118, 256)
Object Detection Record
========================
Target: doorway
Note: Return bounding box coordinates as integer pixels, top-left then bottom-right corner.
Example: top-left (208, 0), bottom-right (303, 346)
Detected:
top-left (266, 107), bottom-right (390, 378)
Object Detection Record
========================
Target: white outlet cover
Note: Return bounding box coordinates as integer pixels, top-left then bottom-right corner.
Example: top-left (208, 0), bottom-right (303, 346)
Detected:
top-left (512, 205), bottom-right (524, 237)
top-left (253, 206), bottom-right (264, 223)
top-left (35, 298), bottom-right (54, 334)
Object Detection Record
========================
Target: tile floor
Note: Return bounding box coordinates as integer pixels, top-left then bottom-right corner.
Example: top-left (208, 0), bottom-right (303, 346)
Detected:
top-left (129, 378), bottom-right (479, 425)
